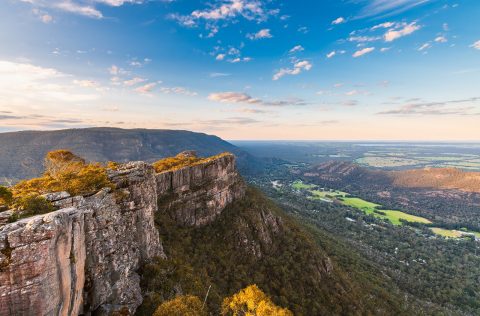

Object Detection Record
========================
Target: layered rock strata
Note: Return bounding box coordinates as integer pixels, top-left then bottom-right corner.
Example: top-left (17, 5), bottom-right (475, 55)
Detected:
top-left (0, 153), bottom-right (244, 315)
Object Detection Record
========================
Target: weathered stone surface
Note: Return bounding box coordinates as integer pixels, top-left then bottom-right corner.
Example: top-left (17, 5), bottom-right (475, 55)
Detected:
top-left (156, 153), bottom-right (245, 226)
top-left (0, 210), bottom-right (14, 226)
top-left (0, 207), bottom-right (86, 316)
top-left (0, 162), bottom-right (164, 315)
top-left (42, 191), bottom-right (71, 202)
top-left (0, 153), bottom-right (243, 315)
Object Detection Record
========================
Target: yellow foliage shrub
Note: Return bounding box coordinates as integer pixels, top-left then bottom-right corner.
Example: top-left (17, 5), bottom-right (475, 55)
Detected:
top-left (7, 150), bottom-right (113, 218)
top-left (153, 152), bottom-right (231, 173)
top-left (153, 295), bottom-right (207, 316)
top-left (13, 150), bottom-right (112, 197)
top-left (221, 285), bottom-right (293, 316)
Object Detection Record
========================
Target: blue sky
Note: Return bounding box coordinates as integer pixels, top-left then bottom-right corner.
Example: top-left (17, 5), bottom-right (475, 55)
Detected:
top-left (0, 0), bottom-right (479, 140)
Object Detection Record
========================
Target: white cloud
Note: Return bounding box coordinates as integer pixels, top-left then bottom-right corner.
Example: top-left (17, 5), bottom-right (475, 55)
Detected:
top-left (471, 40), bottom-right (480, 50)
top-left (41, 14), bottom-right (53, 22)
top-left (348, 35), bottom-right (381, 43)
top-left (208, 92), bottom-right (260, 104)
top-left (108, 65), bottom-right (120, 75)
top-left (332, 17), bottom-right (345, 25)
top-left (32, 8), bottom-right (53, 23)
top-left (353, 47), bottom-right (375, 57)
top-left (418, 42), bottom-right (431, 51)
top-left (358, 0), bottom-right (431, 18)
top-left (171, 0), bottom-right (275, 33)
top-left (55, 2), bottom-right (103, 18)
top-left (289, 45), bottom-right (304, 53)
top-left (216, 54), bottom-right (226, 61)
top-left (123, 77), bottom-right (146, 86)
top-left (208, 91), bottom-right (307, 106)
top-left (160, 86), bottom-right (197, 96)
top-left (134, 82), bottom-right (156, 94)
top-left (73, 79), bottom-right (99, 88)
top-left (326, 51), bottom-right (336, 58)
top-left (228, 57), bottom-right (252, 63)
top-left (209, 72), bottom-right (230, 78)
top-left (435, 36), bottom-right (447, 43)
top-left (19, 0), bottom-right (146, 19)
top-left (380, 47), bottom-right (391, 52)
top-left (297, 26), bottom-right (309, 34)
top-left (94, 0), bottom-right (143, 7)
top-left (273, 60), bottom-right (312, 80)
top-left (345, 90), bottom-right (369, 96)
top-left (247, 28), bottom-right (272, 40)
top-left (384, 22), bottom-right (421, 42)
top-left (0, 60), bottom-right (99, 105)
top-left (371, 22), bottom-right (395, 30)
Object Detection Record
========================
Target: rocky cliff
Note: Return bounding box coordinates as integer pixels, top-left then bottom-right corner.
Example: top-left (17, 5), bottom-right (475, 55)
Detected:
top-left (156, 153), bottom-right (245, 227)
top-left (0, 153), bottom-right (244, 315)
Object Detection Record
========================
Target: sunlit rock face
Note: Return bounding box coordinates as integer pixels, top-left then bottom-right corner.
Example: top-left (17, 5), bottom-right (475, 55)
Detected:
top-left (0, 153), bottom-right (244, 315)
top-left (0, 162), bottom-right (164, 315)
top-left (156, 153), bottom-right (245, 227)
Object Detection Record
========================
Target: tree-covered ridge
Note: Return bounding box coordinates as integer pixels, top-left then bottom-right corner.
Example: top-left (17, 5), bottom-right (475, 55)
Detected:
top-left (251, 161), bottom-right (480, 315)
top-left (138, 187), bottom-right (413, 315)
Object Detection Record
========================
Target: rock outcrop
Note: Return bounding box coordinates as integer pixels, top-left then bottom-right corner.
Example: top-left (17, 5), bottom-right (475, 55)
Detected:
top-left (0, 153), bottom-right (244, 315)
top-left (156, 153), bottom-right (245, 227)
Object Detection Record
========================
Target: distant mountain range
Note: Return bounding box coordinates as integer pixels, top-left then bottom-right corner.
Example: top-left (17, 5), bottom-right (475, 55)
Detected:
top-left (0, 127), bottom-right (262, 183)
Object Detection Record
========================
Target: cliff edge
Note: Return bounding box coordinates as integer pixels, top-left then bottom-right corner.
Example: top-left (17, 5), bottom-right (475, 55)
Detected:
top-left (0, 152), bottom-right (244, 315)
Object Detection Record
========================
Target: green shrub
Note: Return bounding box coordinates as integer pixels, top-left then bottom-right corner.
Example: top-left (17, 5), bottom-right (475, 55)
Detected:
top-left (12, 193), bottom-right (54, 218)
top-left (0, 186), bottom-right (13, 206)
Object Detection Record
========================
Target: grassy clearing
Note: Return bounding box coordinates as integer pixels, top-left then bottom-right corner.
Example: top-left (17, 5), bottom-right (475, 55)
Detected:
top-left (431, 228), bottom-right (464, 238)
top-left (296, 181), bottom-right (432, 226)
top-left (292, 180), bottom-right (317, 190)
top-left (341, 198), bottom-right (380, 212)
top-left (378, 210), bottom-right (432, 225)
top-left (310, 189), bottom-right (346, 199)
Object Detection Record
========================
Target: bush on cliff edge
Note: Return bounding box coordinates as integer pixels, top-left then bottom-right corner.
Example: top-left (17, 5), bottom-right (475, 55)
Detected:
top-left (5, 150), bottom-right (112, 219)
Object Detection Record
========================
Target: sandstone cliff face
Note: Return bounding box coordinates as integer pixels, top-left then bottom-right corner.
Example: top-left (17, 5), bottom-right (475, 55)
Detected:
top-left (0, 154), bottom-right (244, 315)
top-left (156, 153), bottom-right (245, 227)
top-left (0, 161), bottom-right (164, 315)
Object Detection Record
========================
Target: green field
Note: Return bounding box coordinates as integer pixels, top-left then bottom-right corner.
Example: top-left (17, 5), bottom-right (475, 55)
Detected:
top-left (430, 227), bottom-right (480, 239)
top-left (378, 210), bottom-right (432, 225)
top-left (295, 182), bottom-right (432, 226)
top-left (292, 180), bottom-right (317, 190)
top-left (430, 228), bottom-right (464, 238)
top-left (310, 189), bottom-right (346, 199)
top-left (341, 197), bottom-right (381, 212)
